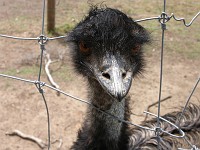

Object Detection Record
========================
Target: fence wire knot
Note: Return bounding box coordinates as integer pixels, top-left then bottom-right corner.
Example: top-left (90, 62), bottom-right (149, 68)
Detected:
top-left (159, 12), bottom-right (170, 24)
top-left (155, 126), bottom-right (162, 137)
top-left (191, 145), bottom-right (198, 150)
top-left (35, 81), bottom-right (46, 94)
top-left (38, 34), bottom-right (48, 45)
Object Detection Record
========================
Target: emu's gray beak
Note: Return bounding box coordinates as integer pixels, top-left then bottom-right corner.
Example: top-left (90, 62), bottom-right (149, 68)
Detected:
top-left (95, 56), bottom-right (133, 102)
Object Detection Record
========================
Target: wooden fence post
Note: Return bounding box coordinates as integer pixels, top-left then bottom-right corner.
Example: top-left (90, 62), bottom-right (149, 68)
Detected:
top-left (47, 0), bottom-right (55, 32)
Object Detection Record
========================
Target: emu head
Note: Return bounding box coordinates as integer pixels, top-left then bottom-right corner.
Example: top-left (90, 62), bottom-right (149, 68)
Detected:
top-left (68, 7), bottom-right (150, 102)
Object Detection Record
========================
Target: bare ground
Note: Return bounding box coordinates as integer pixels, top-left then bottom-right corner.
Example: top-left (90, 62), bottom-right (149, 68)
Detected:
top-left (0, 0), bottom-right (199, 149)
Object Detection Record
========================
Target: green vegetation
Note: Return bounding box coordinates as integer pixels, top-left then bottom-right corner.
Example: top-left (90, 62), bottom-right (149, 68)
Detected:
top-left (1, 65), bottom-right (74, 83)
top-left (52, 65), bottom-right (74, 82)
top-left (2, 65), bottom-right (40, 77)
top-left (48, 23), bottom-right (75, 35)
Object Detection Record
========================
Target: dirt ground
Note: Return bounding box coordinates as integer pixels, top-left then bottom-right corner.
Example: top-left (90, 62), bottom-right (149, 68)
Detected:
top-left (0, 0), bottom-right (199, 150)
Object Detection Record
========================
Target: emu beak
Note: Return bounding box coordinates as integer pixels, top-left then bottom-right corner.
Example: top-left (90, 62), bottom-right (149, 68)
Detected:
top-left (95, 56), bottom-right (133, 102)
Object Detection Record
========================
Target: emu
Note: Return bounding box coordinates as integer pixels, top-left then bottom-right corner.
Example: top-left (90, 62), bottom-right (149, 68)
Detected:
top-left (67, 7), bottom-right (200, 150)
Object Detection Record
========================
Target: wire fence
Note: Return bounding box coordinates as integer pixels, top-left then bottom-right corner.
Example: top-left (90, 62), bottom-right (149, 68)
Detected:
top-left (0, 0), bottom-right (200, 149)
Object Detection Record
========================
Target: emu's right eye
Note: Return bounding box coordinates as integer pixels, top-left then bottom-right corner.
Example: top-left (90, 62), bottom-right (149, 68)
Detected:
top-left (79, 41), bottom-right (91, 54)
top-left (132, 44), bottom-right (141, 54)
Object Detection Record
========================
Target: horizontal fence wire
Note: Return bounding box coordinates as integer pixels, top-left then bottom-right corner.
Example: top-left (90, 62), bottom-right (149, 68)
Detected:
top-left (0, 33), bottom-right (68, 41)
top-left (135, 12), bottom-right (200, 27)
top-left (0, 0), bottom-right (200, 149)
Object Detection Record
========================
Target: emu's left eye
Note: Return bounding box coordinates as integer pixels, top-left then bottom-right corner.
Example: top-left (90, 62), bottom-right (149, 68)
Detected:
top-left (79, 41), bottom-right (91, 54)
top-left (132, 44), bottom-right (141, 54)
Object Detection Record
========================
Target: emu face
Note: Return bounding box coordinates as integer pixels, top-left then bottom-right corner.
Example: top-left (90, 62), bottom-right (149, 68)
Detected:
top-left (68, 7), bottom-right (150, 101)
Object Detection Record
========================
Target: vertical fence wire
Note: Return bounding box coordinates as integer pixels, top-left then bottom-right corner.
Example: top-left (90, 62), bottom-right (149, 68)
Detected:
top-left (37, 0), bottom-right (51, 149)
top-left (0, 0), bottom-right (199, 149)
top-left (156, 0), bottom-right (167, 149)
top-left (177, 77), bottom-right (200, 126)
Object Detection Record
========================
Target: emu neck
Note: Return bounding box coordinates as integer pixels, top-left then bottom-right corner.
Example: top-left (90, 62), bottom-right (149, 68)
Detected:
top-left (89, 80), bottom-right (125, 139)
top-left (85, 78), bottom-right (130, 149)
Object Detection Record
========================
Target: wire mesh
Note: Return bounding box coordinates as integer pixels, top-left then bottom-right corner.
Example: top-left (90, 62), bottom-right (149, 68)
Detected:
top-left (0, 0), bottom-right (199, 149)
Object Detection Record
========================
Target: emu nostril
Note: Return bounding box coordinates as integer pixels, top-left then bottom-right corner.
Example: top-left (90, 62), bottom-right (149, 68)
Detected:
top-left (102, 72), bottom-right (111, 80)
top-left (122, 72), bottom-right (126, 79)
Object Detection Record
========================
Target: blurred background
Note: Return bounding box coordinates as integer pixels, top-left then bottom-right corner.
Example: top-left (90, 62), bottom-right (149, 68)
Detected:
top-left (0, 0), bottom-right (199, 149)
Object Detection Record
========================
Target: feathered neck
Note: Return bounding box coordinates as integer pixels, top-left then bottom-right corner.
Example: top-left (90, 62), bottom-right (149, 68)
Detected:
top-left (81, 78), bottom-right (131, 149)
